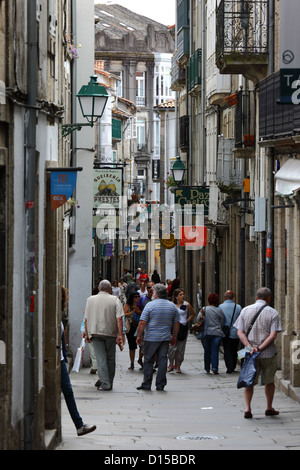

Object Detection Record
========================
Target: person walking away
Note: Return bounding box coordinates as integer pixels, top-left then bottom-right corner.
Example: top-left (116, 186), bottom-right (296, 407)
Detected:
top-left (151, 270), bottom-right (161, 283)
top-left (167, 288), bottom-right (196, 373)
top-left (234, 287), bottom-right (282, 419)
top-left (136, 284), bottom-right (180, 391)
top-left (84, 280), bottom-right (125, 391)
top-left (61, 323), bottom-right (96, 436)
top-left (200, 293), bottom-right (225, 374)
top-left (135, 282), bottom-right (154, 369)
top-left (219, 290), bottom-right (242, 373)
top-left (124, 292), bottom-right (141, 370)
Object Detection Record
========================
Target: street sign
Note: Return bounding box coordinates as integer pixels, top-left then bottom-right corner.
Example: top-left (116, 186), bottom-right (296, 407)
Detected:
top-left (175, 186), bottom-right (209, 215)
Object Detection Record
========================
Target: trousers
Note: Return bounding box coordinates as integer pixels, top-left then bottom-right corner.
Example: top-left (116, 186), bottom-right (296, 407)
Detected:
top-left (201, 335), bottom-right (223, 372)
top-left (92, 336), bottom-right (116, 390)
top-left (61, 360), bottom-right (83, 430)
top-left (142, 340), bottom-right (169, 390)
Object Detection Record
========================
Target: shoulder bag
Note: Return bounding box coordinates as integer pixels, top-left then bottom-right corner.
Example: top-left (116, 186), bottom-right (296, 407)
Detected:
top-left (223, 304), bottom-right (236, 338)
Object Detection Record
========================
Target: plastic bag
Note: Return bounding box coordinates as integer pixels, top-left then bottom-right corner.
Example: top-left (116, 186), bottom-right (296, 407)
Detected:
top-left (72, 338), bottom-right (85, 373)
top-left (237, 351), bottom-right (260, 389)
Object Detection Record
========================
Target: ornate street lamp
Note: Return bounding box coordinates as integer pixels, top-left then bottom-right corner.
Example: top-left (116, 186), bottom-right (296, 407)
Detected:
top-left (62, 75), bottom-right (109, 137)
top-left (171, 156), bottom-right (186, 184)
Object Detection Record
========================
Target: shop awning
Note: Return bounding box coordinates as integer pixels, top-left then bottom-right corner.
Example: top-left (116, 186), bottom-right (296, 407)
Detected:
top-left (275, 158), bottom-right (300, 195)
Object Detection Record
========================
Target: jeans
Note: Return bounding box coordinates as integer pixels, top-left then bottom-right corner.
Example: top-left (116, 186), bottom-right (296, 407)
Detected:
top-left (92, 336), bottom-right (116, 390)
top-left (142, 341), bottom-right (169, 390)
top-left (201, 335), bottom-right (223, 372)
top-left (61, 360), bottom-right (83, 430)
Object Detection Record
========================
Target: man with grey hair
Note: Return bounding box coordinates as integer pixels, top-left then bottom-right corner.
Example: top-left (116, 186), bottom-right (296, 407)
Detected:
top-left (85, 280), bottom-right (125, 391)
top-left (136, 284), bottom-right (180, 391)
top-left (234, 287), bottom-right (282, 418)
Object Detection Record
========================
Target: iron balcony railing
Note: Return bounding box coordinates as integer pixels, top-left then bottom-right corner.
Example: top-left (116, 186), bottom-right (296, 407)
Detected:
top-left (235, 89), bottom-right (256, 148)
top-left (216, 0), bottom-right (269, 62)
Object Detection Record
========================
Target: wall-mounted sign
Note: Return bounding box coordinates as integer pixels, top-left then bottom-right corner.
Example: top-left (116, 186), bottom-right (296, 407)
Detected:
top-left (93, 168), bottom-right (123, 209)
top-left (152, 160), bottom-right (160, 180)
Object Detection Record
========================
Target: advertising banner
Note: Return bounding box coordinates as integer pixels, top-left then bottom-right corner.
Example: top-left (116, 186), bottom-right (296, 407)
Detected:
top-left (50, 171), bottom-right (78, 210)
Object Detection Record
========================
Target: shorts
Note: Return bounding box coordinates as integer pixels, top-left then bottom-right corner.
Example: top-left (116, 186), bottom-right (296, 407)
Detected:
top-left (254, 354), bottom-right (277, 385)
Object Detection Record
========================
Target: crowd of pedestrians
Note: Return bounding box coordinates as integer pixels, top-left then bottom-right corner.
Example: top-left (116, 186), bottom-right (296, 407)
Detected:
top-left (61, 269), bottom-right (283, 436)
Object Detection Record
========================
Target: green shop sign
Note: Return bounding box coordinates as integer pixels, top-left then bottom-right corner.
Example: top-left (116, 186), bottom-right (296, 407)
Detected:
top-left (174, 186), bottom-right (209, 215)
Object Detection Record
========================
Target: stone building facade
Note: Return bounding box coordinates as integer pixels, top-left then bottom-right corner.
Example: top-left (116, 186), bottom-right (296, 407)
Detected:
top-left (0, 0), bottom-right (75, 449)
top-left (172, 0), bottom-right (299, 400)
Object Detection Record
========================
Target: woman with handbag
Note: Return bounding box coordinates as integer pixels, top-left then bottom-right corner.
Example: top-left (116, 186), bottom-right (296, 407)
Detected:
top-left (167, 289), bottom-right (196, 373)
top-left (200, 293), bottom-right (225, 374)
top-left (123, 292), bottom-right (141, 370)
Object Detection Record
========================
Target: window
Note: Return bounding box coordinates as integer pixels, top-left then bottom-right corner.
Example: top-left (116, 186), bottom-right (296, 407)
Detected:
top-left (136, 72), bottom-right (146, 106)
top-left (137, 119), bottom-right (146, 147)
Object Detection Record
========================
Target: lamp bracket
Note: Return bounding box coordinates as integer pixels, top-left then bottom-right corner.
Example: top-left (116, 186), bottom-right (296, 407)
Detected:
top-left (62, 122), bottom-right (92, 138)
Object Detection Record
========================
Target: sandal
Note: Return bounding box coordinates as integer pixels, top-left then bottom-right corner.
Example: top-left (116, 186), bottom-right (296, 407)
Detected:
top-left (176, 367), bottom-right (181, 373)
top-left (265, 408), bottom-right (279, 416)
top-left (128, 363), bottom-right (134, 370)
top-left (167, 365), bottom-right (173, 372)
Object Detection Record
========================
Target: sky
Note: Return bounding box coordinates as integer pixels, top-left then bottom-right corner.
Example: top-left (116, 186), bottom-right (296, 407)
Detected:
top-left (94, 0), bottom-right (176, 26)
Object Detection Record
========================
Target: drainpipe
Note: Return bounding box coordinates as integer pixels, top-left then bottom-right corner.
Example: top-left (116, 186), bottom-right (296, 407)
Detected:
top-left (200, 0), bottom-right (206, 305)
top-left (24, 0), bottom-right (38, 450)
top-left (266, 0), bottom-right (275, 302)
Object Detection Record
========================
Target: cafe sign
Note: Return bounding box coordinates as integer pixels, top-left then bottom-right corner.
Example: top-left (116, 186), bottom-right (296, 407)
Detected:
top-left (175, 186), bottom-right (209, 215)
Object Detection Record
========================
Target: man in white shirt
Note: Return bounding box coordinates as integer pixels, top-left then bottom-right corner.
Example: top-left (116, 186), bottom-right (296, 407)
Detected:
top-left (85, 280), bottom-right (125, 391)
top-left (234, 287), bottom-right (282, 419)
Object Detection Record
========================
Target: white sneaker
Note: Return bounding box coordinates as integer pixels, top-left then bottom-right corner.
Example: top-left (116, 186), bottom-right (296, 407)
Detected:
top-left (77, 424), bottom-right (96, 436)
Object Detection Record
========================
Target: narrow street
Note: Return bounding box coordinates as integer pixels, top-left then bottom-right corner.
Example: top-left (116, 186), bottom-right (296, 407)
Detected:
top-left (56, 334), bottom-right (300, 452)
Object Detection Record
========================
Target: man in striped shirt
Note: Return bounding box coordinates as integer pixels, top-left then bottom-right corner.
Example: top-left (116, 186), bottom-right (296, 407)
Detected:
top-left (136, 284), bottom-right (180, 391)
top-left (234, 287), bottom-right (282, 418)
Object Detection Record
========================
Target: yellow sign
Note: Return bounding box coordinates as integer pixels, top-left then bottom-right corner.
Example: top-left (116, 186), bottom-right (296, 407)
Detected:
top-left (160, 233), bottom-right (177, 250)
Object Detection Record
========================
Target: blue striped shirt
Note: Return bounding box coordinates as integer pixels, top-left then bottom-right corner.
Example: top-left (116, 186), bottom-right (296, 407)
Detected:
top-left (140, 299), bottom-right (180, 342)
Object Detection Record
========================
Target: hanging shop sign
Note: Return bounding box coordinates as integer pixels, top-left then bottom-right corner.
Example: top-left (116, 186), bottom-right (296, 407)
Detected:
top-left (93, 168), bottom-right (123, 209)
top-left (48, 168), bottom-right (82, 210)
top-left (179, 226), bottom-right (207, 247)
top-left (160, 233), bottom-right (177, 250)
top-left (175, 186), bottom-right (209, 215)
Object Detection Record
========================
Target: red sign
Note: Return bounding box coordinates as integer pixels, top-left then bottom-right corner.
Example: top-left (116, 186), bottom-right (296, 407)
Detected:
top-left (179, 226), bottom-right (207, 247)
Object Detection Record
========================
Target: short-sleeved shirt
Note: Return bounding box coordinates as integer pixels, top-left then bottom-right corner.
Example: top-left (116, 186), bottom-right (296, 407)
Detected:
top-left (140, 298), bottom-right (179, 342)
top-left (218, 300), bottom-right (242, 339)
top-left (85, 291), bottom-right (124, 338)
top-left (234, 300), bottom-right (282, 359)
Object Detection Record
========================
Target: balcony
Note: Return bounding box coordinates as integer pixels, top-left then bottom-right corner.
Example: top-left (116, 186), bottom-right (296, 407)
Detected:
top-left (259, 71), bottom-right (300, 148)
top-left (216, 0), bottom-right (269, 83)
top-left (171, 52), bottom-right (186, 91)
top-left (233, 88), bottom-right (256, 158)
top-left (177, 26), bottom-right (190, 66)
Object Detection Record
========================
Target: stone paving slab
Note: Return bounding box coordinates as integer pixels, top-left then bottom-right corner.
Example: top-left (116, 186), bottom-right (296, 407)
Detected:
top-left (56, 334), bottom-right (300, 452)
